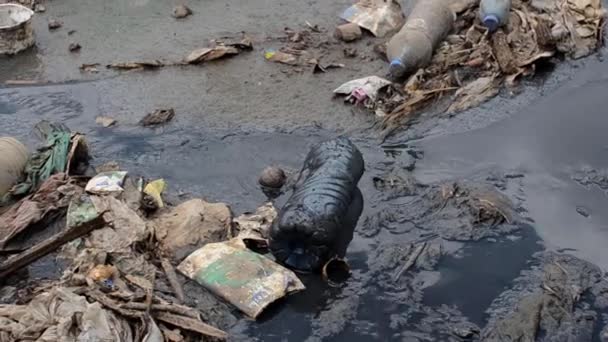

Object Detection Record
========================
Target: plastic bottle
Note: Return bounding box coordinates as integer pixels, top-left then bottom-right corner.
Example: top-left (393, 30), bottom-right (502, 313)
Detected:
top-left (0, 137), bottom-right (28, 197)
top-left (480, 0), bottom-right (511, 32)
top-left (387, 0), bottom-right (455, 79)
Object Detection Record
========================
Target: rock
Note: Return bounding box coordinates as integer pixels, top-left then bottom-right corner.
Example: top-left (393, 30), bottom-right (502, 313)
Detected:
top-left (152, 199), bottom-right (232, 260)
top-left (48, 19), bottom-right (62, 30)
top-left (95, 116), bottom-right (116, 128)
top-left (69, 42), bottom-right (81, 52)
top-left (172, 4), bottom-right (192, 19)
top-left (334, 23), bottom-right (362, 42)
top-left (34, 4), bottom-right (45, 12)
top-left (258, 166), bottom-right (286, 189)
top-left (140, 109), bottom-right (175, 127)
top-left (343, 47), bottom-right (358, 58)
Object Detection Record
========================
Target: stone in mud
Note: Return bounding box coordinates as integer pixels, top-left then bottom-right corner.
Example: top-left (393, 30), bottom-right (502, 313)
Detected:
top-left (48, 18), bottom-right (62, 30)
top-left (68, 42), bottom-right (81, 52)
top-left (334, 23), bottom-right (362, 42)
top-left (482, 252), bottom-right (606, 341)
top-left (172, 4), bottom-right (192, 19)
top-left (258, 166), bottom-right (286, 189)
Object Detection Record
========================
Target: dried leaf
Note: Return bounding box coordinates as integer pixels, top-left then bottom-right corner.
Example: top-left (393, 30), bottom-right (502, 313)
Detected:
top-left (140, 109), bottom-right (175, 127)
top-left (107, 60), bottom-right (164, 70)
top-left (447, 76), bottom-right (501, 113)
top-left (185, 46), bottom-right (239, 64)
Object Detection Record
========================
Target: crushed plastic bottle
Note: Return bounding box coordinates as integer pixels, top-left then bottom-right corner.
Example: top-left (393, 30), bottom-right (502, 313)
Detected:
top-left (480, 0), bottom-right (511, 32)
top-left (386, 0), bottom-right (455, 79)
top-left (0, 137), bottom-right (28, 197)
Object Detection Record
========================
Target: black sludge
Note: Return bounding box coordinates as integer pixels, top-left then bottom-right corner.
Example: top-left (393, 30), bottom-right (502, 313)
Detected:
top-left (269, 137), bottom-right (365, 272)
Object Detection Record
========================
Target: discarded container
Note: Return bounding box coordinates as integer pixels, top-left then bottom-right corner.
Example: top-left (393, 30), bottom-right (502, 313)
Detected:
top-left (340, 0), bottom-right (405, 37)
top-left (269, 138), bottom-right (364, 272)
top-left (178, 238), bottom-right (305, 318)
top-left (85, 171), bottom-right (127, 195)
top-left (386, 0), bottom-right (455, 79)
top-left (480, 0), bottom-right (511, 32)
top-left (143, 179), bottom-right (166, 208)
top-left (0, 4), bottom-right (35, 55)
top-left (0, 137), bottom-right (29, 197)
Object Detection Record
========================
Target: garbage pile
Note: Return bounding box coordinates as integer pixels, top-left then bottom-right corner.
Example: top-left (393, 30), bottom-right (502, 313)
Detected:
top-left (335, 0), bottom-right (605, 130)
top-left (0, 123), bottom-right (310, 341)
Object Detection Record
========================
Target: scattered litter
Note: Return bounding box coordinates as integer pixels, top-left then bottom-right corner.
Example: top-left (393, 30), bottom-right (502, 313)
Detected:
top-left (177, 238), bottom-right (305, 319)
top-left (107, 60), bottom-right (165, 70)
top-left (172, 4), bottom-right (192, 19)
top-left (80, 63), bottom-right (100, 73)
top-left (47, 18), bottom-right (62, 30)
top-left (377, 0), bottom-right (605, 130)
top-left (334, 76), bottom-right (393, 104)
top-left (95, 116), bottom-right (117, 127)
top-left (312, 61), bottom-right (345, 74)
top-left (233, 202), bottom-right (277, 248)
top-left (185, 45), bottom-right (238, 64)
top-left (0, 3), bottom-right (35, 55)
top-left (446, 74), bottom-right (501, 113)
top-left (140, 108), bottom-right (175, 127)
top-left (143, 179), bottom-right (166, 208)
top-left (340, 0), bottom-right (405, 37)
top-left (152, 199), bottom-right (231, 260)
top-left (0, 137), bottom-right (29, 198)
top-left (10, 121), bottom-right (89, 196)
top-left (85, 171), bottom-right (128, 195)
top-left (69, 42), bottom-right (81, 52)
top-left (68, 29), bottom-right (76, 35)
top-left (264, 49), bottom-right (298, 65)
top-left (334, 22), bottom-right (362, 42)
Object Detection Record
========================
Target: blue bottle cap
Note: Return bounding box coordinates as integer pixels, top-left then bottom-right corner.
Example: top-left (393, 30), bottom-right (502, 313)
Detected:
top-left (482, 14), bottom-right (500, 32)
top-left (390, 59), bottom-right (403, 67)
top-left (389, 59), bottom-right (406, 79)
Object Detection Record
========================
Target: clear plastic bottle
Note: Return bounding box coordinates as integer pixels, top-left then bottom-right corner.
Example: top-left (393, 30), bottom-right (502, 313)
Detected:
top-left (480, 0), bottom-right (511, 32)
top-left (387, 0), bottom-right (455, 79)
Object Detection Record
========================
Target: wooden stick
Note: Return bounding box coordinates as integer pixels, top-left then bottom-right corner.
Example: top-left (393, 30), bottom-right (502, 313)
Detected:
top-left (154, 311), bottom-right (227, 340)
top-left (0, 216), bottom-right (105, 279)
top-left (161, 258), bottom-right (185, 304)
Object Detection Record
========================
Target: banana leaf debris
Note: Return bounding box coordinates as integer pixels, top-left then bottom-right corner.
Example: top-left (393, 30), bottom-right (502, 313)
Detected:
top-left (0, 122), bottom-right (309, 341)
top-left (341, 0), bottom-right (605, 130)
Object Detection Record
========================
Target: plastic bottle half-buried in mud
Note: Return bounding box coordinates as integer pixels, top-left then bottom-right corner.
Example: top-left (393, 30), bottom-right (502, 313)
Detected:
top-left (0, 4), bottom-right (35, 55)
top-left (0, 137), bottom-right (29, 197)
top-left (269, 137), bottom-right (365, 273)
top-left (480, 0), bottom-right (511, 32)
top-left (386, 0), bottom-right (455, 80)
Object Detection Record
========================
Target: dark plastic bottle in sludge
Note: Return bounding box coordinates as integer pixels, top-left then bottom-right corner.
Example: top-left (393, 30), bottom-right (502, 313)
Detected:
top-left (269, 137), bottom-right (365, 272)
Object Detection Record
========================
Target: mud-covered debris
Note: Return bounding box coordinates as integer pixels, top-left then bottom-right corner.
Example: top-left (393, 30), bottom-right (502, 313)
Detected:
top-left (215, 35), bottom-right (254, 51)
top-left (482, 252), bottom-right (606, 341)
top-left (576, 206), bottom-right (590, 217)
top-left (95, 116), bottom-right (116, 127)
top-left (379, 0), bottom-right (605, 130)
top-left (343, 47), bottom-right (358, 58)
top-left (334, 76), bottom-right (393, 105)
top-left (334, 22), bottom-right (362, 42)
top-left (96, 161), bottom-right (120, 173)
top-left (152, 199), bottom-right (231, 260)
top-left (340, 0), bottom-right (405, 37)
top-left (312, 61), bottom-right (345, 74)
top-left (68, 42), bottom-right (81, 52)
top-left (178, 237), bottom-right (305, 319)
top-left (85, 171), bottom-right (127, 195)
top-left (34, 3), bottom-right (45, 12)
top-left (47, 18), bottom-right (62, 30)
top-left (264, 49), bottom-right (298, 65)
top-left (258, 166), bottom-right (286, 189)
top-left (373, 166), bottom-right (421, 200)
top-left (140, 108), bottom-right (175, 127)
top-left (80, 63), bottom-right (100, 73)
top-left (107, 60), bottom-right (165, 70)
top-left (447, 74), bottom-right (501, 113)
top-left (233, 202), bottom-right (277, 247)
top-left (572, 166), bottom-right (608, 190)
top-left (172, 4), bottom-right (192, 19)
